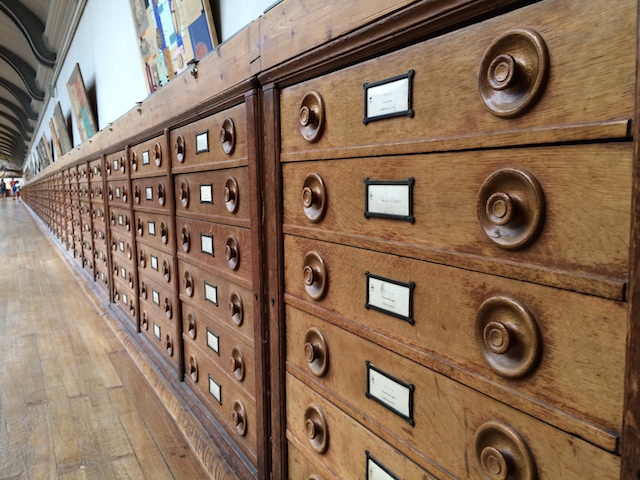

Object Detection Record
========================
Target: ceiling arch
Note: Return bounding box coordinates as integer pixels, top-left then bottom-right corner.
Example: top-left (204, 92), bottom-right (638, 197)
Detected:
top-left (0, 1), bottom-right (56, 67)
top-left (0, 46), bottom-right (45, 100)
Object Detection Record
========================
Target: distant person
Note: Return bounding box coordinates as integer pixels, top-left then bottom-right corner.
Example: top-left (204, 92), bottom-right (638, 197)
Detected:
top-left (12, 181), bottom-right (19, 201)
top-left (0, 179), bottom-right (5, 198)
top-left (9, 179), bottom-right (15, 199)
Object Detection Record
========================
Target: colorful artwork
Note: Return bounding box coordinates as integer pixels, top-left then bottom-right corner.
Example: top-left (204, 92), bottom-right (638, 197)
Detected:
top-left (37, 134), bottom-right (53, 168)
top-left (53, 102), bottom-right (72, 155)
top-left (66, 64), bottom-right (98, 143)
top-left (129, 0), bottom-right (218, 93)
top-left (49, 118), bottom-right (62, 160)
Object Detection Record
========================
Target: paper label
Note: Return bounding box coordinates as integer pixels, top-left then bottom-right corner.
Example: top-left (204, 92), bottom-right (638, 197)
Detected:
top-left (208, 375), bottom-right (221, 403)
top-left (200, 184), bottom-right (213, 203)
top-left (200, 234), bottom-right (214, 255)
top-left (206, 329), bottom-right (220, 354)
top-left (204, 282), bottom-right (217, 304)
top-left (196, 131), bottom-right (209, 153)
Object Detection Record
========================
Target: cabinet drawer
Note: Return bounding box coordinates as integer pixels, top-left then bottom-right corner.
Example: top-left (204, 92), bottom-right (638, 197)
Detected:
top-left (174, 168), bottom-right (250, 227)
top-left (132, 177), bottom-right (171, 213)
top-left (134, 211), bottom-right (172, 254)
top-left (108, 206), bottom-right (132, 236)
top-left (283, 144), bottom-right (632, 298)
top-left (176, 217), bottom-right (252, 286)
top-left (112, 276), bottom-right (138, 323)
top-left (284, 236), bottom-right (625, 448)
top-left (90, 184), bottom-right (104, 202)
top-left (286, 315), bottom-right (621, 478)
top-left (137, 244), bottom-right (175, 289)
top-left (178, 260), bottom-right (255, 343)
top-left (130, 135), bottom-right (167, 178)
top-left (92, 205), bottom-right (106, 223)
top-left (280, 0), bottom-right (635, 159)
top-left (94, 265), bottom-right (109, 291)
top-left (78, 183), bottom-right (90, 201)
top-left (105, 150), bottom-right (128, 179)
top-left (139, 306), bottom-right (178, 369)
top-left (88, 158), bottom-right (103, 180)
top-left (77, 163), bottom-right (89, 180)
top-left (111, 256), bottom-right (135, 291)
top-left (287, 383), bottom-right (442, 480)
top-left (183, 340), bottom-right (257, 464)
top-left (170, 103), bottom-right (248, 173)
top-left (138, 272), bottom-right (177, 325)
top-left (94, 248), bottom-right (108, 269)
top-left (182, 302), bottom-right (256, 399)
top-left (110, 231), bottom-right (134, 264)
top-left (106, 180), bottom-right (130, 207)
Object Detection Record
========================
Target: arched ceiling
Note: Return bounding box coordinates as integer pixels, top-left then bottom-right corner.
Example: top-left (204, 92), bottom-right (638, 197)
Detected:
top-left (0, 0), bottom-right (78, 177)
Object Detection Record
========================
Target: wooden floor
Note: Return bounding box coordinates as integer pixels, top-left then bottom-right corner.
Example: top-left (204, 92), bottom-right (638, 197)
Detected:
top-left (0, 198), bottom-right (213, 479)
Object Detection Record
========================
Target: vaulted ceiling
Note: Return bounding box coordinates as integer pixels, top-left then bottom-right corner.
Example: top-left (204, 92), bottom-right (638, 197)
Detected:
top-left (0, 0), bottom-right (78, 177)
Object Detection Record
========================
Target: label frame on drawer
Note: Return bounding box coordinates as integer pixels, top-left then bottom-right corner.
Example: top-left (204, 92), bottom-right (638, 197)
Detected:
top-left (204, 282), bottom-right (218, 305)
top-left (363, 69), bottom-right (415, 125)
top-left (199, 184), bottom-right (213, 204)
top-left (196, 130), bottom-right (209, 153)
top-left (206, 328), bottom-right (220, 355)
top-left (365, 272), bottom-right (415, 324)
top-left (366, 451), bottom-right (400, 480)
top-left (208, 375), bottom-right (222, 404)
top-left (364, 177), bottom-right (415, 223)
top-left (366, 361), bottom-right (415, 426)
top-left (145, 186), bottom-right (153, 200)
top-left (142, 150), bottom-right (150, 165)
top-left (148, 221), bottom-right (156, 236)
top-left (200, 233), bottom-right (214, 256)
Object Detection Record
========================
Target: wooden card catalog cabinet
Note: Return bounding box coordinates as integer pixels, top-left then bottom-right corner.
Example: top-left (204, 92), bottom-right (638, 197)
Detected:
top-left (171, 94), bottom-right (267, 478)
top-left (273, 0), bottom-right (636, 478)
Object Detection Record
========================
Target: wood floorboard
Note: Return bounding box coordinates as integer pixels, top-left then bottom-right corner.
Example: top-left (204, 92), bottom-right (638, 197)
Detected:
top-left (0, 199), bottom-right (211, 479)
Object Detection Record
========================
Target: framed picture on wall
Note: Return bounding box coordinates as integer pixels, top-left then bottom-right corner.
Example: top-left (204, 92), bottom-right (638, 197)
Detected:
top-left (49, 118), bottom-right (62, 160)
top-left (66, 63), bottom-right (98, 142)
top-left (128, 0), bottom-right (219, 94)
top-left (53, 102), bottom-right (72, 154)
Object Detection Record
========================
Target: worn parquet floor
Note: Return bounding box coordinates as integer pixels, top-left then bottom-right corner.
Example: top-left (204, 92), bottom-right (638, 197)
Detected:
top-left (0, 198), bottom-right (212, 479)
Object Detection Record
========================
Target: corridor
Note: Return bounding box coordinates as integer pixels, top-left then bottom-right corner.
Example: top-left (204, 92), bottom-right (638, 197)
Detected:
top-left (0, 198), bottom-right (214, 479)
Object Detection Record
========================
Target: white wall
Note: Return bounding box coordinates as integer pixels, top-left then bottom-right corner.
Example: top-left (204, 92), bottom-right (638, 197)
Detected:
top-left (28, 0), bottom-right (148, 165)
top-left (26, 0), bottom-right (271, 171)
top-left (217, 0), bottom-right (274, 41)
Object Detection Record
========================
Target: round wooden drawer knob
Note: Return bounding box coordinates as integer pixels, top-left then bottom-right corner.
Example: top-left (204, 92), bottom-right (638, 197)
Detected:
top-left (154, 142), bottom-right (162, 167)
top-left (181, 226), bottom-right (190, 252)
top-left (304, 327), bottom-right (329, 377)
top-left (478, 29), bottom-right (549, 117)
top-left (304, 404), bottom-right (328, 454)
top-left (475, 296), bottom-right (541, 379)
top-left (163, 260), bottom-right (171, 282)
top-left (225, 237), bottom-right (240, 270)
top-left (301, 173), bottom-right (327, 223)
top-left (164, 298), bottom-right (172, 319)
top-left (160, 221), bottom-right (168, 245)
top-left (474, 420), bottom-right (536, 480)
top-left (220, 118), bottom-right (236, 155)
top-left (229, 347), bottom-right (245, 381)
top-left (188, 355), bottom-right (198, 382)
top-left (175, 135), bottom-right (185, 162)
top-left (141, 312), bottom-right (148, 330)
top-left (299, 91), bottom-right (325, 142)
top-left (131, 152), bottom-right (138, 171)
top-left (179, 181), bottom-right (189, 208)
top-left (165, 335), bottom-right (173, 356)
top-left (229, 292), bottom-right (244, 326)
top-left (224, 177), bottom-right (239, 213)
top-left (184, 271), bottom-right (194, 297)
top-left (232, 400), bottom-right (247, 436)
top-left (477, 168), bottom-right (545, 250)
top-left (187, 313), bottom-right (196, 339)
top-left (302, 252), bottom-right (327, 300)
top-left (157, 183), bottom-right (165, 206)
